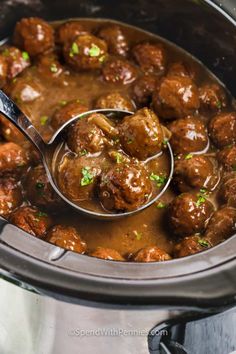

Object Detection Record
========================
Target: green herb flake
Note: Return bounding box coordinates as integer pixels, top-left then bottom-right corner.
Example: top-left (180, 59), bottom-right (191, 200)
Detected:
top-left (199, 188), bottom-right (207, 194)
top-left (127, 139), bottom-right (133, 144)
top-left (196, 195), bottom-right (206, 207)
top-left (40, 115), bottom-right (48, 126)
top-left (133, 230), bottom-right (142, 240)
top-left (99, 55), bottom-right (106, 63)
top-left (163, 139), bottom-right (168, 146)
top-left (36, 211), bottom-right (48, 218)
top-left (150, 173), bottom-right (167, 188)
top-left (50, 63), bottom-right (58, 73)
top-left (198, 239), bottom-right (209, 248)
top-left (60, 100), bottom-right (67, 106)
top-left (115, 152), bottom-right (123, 164)
top-left (216, 100), bottom-right (222, 109)
top-left (156, 201), bottom-right (166, 209)
top-left (81, 167), bottom-right (94, 186)
top-left (22, 51), bottom-right (29, 61)
top-left (35, 182), bottom-right (45, 189)
top-left (88, 44), bottom-right (101, 57)
top-left (185, 153), bottom-right (193, 160)
top-left (70, 42), bottom-right (80, 57)
top-left (79, 149), bottom-right (88, 156)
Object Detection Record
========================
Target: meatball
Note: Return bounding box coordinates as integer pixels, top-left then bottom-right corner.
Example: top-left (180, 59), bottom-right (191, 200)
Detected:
top-left (199, 83), bottom-right (227, 113)
top-left (10, 206), bottom-right (52, 238)
top-left (0, 142), bottom-right (30, 175)
top-left (67, 113), bottom-right (108, 154)
top-left (132, 74), bottom-right (158, 106)
top-left (13, 17), bottom-right (54, 57)
top-left (0, 56), bottom-right (7, 88)
top-left (95, 92), bottom-right (134, 111)
top-left (51, 100), bottom-right (89, 130)
top-left (98, 163), bottom-right (152, 212)
top-left (217, 145), bottom-right (236, 171)
top-left (174, 235), bottom-right (211, 258)
top-left (169, 117), bottom-right (208, 155)
top-left (218, 172), bottom-right (236, 208)
top-left (36, 54), bottom-right (63, 78)
top-left (102, 57), bottom-right (137, 85)
top-left (57, 155), bottom-right (101, 203)
top-left (0, 177), bottom-right (22, 216)
top-left (56, 21), bottom-right (88, 45)
top-left (0, 114), bottom-right (26, 144)
top-left (64, 34), bottom-right (107, 71)
top-left (168, 193), bottom-right (214, 237)
top-left (167, 62), bottom-right (196, 80)
top-left (98, 24), bottom-right (129, 57)
top-left (173, 155), bottom-right (219, 192)
top-left (4, 75), bottom-right (43, 104)
top-left (25, 165), bottom-right (63, 210)
top-left (132, 246), bottom-right (171, 262)
top-left (132, 42), bottom-right (166, 74)
top-left (89, 247), bottom-right (124, 261)
top-left (1, 47), bottom-right (30, 79)
top-left (205, 206), bottom-right (236, 245)
top-left (152, 75), bottom-right (200, 120)
top-left (119, 108), bottom-right (164, 160)
top-left (209, 112), bottom-right (236, 148)
top-left (46, 225), bottom-right (87, 253)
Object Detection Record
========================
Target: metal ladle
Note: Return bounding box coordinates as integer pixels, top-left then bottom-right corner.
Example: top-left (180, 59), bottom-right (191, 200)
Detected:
top-left (0, 90), bottom-right (174, 220)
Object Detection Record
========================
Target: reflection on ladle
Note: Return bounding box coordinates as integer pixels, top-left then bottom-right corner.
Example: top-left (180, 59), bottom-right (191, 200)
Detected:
top-left (0, 89), bottom-right (174, 220)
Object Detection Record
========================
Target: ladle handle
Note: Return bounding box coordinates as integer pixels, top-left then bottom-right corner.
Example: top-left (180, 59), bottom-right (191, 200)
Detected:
top-left (0, 90), bottom-right (46, 155)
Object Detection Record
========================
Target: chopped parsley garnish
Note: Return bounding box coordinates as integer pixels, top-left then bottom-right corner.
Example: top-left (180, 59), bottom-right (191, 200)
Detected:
top-left (199, 188), bottom-right (207, 195)
top-left (35, 182), bottom-right (45, 189)
top-left (40, 115), bottom-right (48, 126)
top-left (36, 211), bottom-right (48, 218)
top-left (163, 139), bottom-right (168, 146)
top-left (156, 201), bottom-right (166, 209)
top-left (127, 139), bottom-right (133, 144)
top-left (50, 63), bottom-right (58, 73)
top-left (70, 42), bottom-right (79, 57)
top-left (185, 153), bottom-right (193, 160)
top-left (196, 194), bottom-right (206, 207)
top-left (198, 239), bottom-right (209, 248)
top-left (22, 51), bottom-right (29, 61)
top-left (88, 44), bottom-right (101, 57)
top-left (79, 149), bottom-right (88, 156)
top-left (99, 55), bottom-right (106, 63)
top-left (150, 173), bottom-right (167, 187)
top-left (114, 152), bottom-right (123, 164)
top-left (133, 230), bottom-right (142, 240)
top-left (216, 100), bottom-right (222, 109)
top-left (81, 167), bottom-right (94, 186)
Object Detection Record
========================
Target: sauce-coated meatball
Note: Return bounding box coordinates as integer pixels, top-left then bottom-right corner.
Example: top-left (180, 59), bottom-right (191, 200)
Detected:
top-left (0, 114), bottom-right (26, 144)
top-left (132, 246), bottom-right (171, 262)
top-left (36, 54), bottom-right (63, 78)
top-left (209, 112), bottom-right (236, 148)
top-left (132, 74), bottom-right (158, 106)
top-left (217, 145), bottom-right (236, 171)
top-left (0, 56), bottom-right (7, 88)
top-left (169, 117), bottom-right (208, 155)
top-left (89, 247), bottom-right (124, 261)
top-left (174, 155), bottom-right (219, 192)
top-left (168, 193), bottom-right (214, 237)
top-left (98, 163), bottom-right (152, 212)
top-left (218, 172), bottom-right (236, 208)
top-left (98, 24), bottom-right (129, 57)
top-left (10, 206), bottom-right (52, 238)
top-left (119, 108), bottom-right (164, 160)
top-left (102, 57), bottom-right (137, 85)
top-left (0, 177), bottom-right (22, 216)
top-left (64, 34), bottom-right (107, 71)
top-left (174, 235), bottom-right (210, 258)
top-left (205, 206), bottom-right (236, 245)
top-left (152, 75), bottom-right (200, 120)
top-left (25, 165), bottom-right (63, 210)
top-left (13, 17), bottom-right (54, 57)
top-left (0, 142), bottom-right (30, 175)
top-left (199, 83), bottom-right (227, 114)
top-left (132, 42), bottom-right (166, 74)
top-left (56, 21), bottom-right (88, 45)
top-left (1, 47), bottom-right (30, 79)
top-left (51, 100), bottom-right (89, 130)
top-left (95, 92), bottom-right (134, 111)
top-left (57, 155), bottom-right (101, 203)
top-left (67, 114), bottom-right (107, 154)
top-left (46, 225), bottom-right (87, 253)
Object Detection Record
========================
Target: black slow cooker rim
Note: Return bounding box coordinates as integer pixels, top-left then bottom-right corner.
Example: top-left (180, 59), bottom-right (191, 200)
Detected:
top-left (0, 0), bottom-right (236, 306)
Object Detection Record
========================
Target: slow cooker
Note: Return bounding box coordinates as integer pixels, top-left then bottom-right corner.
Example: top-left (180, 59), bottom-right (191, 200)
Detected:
top-left (0, 0), bottom-right (236, 353)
